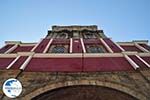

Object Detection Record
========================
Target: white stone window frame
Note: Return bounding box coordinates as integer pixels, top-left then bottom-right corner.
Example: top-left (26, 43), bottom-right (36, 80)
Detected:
top-left (86, 44), bottom-right (106, 53)
top-left (48, 44), bottom-right (69, 53)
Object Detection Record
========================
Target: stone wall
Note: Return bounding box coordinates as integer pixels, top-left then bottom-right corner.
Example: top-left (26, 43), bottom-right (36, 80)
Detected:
top-left (0, 70), bottom-right (150, 100)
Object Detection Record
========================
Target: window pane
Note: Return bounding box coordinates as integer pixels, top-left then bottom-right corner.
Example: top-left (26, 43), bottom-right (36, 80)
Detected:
top-left (84, 32), bottom-right (96, 39)
top-left (56, 33), bottom-right (68, 39)
top-left (52, 46), bottom-right (66, 53)
top-left (86, 45), bottom-right (106, 53)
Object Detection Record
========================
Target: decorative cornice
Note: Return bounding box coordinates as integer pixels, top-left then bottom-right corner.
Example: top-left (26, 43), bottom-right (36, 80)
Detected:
top-left (5, 41), bottom-right (21, 45)
top-left (51, 25), bottom-right (98, 31)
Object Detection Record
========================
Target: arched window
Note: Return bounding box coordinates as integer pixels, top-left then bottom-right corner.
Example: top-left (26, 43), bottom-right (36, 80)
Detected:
top-left (51, 46), bottom-right (66, 53)
top-left (87, 45), bottom-right (106, 53)
top-left (56, 33), bottom-right (68, 39)
top-left (84, 32), bottom-right (96, 39)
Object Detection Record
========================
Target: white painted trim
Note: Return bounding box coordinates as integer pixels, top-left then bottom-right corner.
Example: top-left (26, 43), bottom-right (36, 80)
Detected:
top-left (43, 39), bottom-right (53, 53)
top-left (138, 53), bottom-right (150, 57)
top-left (135, 55), bottom-right (150, 68)
top-left (31, 38), bottom-right (43, 52)
top-left (124, 54), bottom-right (139, 69)
top-left (0, 54), bottom-right (17, 58)
top-left (70, 38), bottom-right (73, 53)
top-left (100, 38), bottom-right (113, 53)
top-left (80, 38), bottom-right (86, 53)
top-left (17, 52), bottom-right (35, 56)
top-left (134, 43), bottom-right (149, 53)
top-left (20, 55), bottom-right (32, 70)
top-left (113, 41), bottom-right (125, 52)
top-left (6, 56), bottom-right (21, 69)
top-left (84, 53), bottom-right (123, 57)
top-left (122, 52), bottom-right (138, 55)
top-left (33, 53), bottom-right (123, 58)
top-left (5, 44), bottom-right (18, 54)
top-left (34, 53), bottom-right (83, 58)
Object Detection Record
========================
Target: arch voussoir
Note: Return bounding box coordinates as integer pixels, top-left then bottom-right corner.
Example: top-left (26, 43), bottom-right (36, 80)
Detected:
top-left (22, 80), bottom-right (146, 100)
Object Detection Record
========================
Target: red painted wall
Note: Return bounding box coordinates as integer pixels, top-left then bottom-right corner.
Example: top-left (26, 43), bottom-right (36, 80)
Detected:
top-left (129, 55), bottom-right (148, 70)
top-left (0, 44), bottom-right (14, 53)
top-left (141, 57), bottom-right (150, 65)
top-left (0, 58), bottom-right (15, 69)
top-left (11, 56), bottom-right (28, 69)
top-left (25, 57), bottom-right (134, 72)
top-left (139, 44), bottom-right (150, 51)
top-left (83, 38), bottom-right (101, 44)
top-left (34, 39), bottom-right (50, 53)
top-left (25, 58), bottom-right (82, 72)
top-left (11, 46), bottom-right (34, 53)
top-left (52, 39), bottom-right (70, 45)
top-left (103, 38), bottom-right (122, 53)
top-left (84, 57), bottom-right (134, 71)
top-left (120, 45), bottom-right (143, 52)
top-left (72, 39), bottom-right (83, 53)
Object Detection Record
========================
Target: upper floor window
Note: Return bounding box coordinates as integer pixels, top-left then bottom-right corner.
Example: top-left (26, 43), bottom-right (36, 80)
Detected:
top-left (56, 33), bottom-right (68, 39)
top-left (48, 45), bottom-right (68, 53)
top-left (52, 46), bottom-right (66, 53)
top-left (84, 32), bottom-right (96, 39)
top-left (86, 45), bottom-right (106, 53)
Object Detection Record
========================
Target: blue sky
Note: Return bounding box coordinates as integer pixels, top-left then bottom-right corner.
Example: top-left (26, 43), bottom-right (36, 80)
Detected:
top-left (0, 0), bottom-right (150, 47)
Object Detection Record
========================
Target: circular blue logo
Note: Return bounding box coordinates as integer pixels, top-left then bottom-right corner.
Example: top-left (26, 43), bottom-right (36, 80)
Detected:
top-left (2, 78), bottom-right (22, 98)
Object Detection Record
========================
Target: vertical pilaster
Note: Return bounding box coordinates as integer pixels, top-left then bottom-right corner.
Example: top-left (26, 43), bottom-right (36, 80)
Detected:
top-left (100, 38), bottom-right (113, 53)
top-left (80, 38), bottom-right (86, 53)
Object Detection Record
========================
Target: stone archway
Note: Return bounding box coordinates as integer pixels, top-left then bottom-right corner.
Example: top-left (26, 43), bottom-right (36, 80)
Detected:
top-left (22, 80), bottom-right (146, 100)
top-left (31, 85), bottom-right (138, 100)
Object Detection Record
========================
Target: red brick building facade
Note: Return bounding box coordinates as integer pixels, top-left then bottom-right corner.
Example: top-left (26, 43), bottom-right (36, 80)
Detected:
top-left (0, 25), bottom-right (150, 100)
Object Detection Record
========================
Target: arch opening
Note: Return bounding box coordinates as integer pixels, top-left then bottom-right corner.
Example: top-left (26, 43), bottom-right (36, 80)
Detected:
top-left (23, 80), bottom-right (145, 100)
top-left (32, 85), bottom-right (138, 100)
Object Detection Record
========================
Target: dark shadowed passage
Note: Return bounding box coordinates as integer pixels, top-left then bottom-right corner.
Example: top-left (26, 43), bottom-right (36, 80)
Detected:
top-left (32, 85), bottom-right (138, 100)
